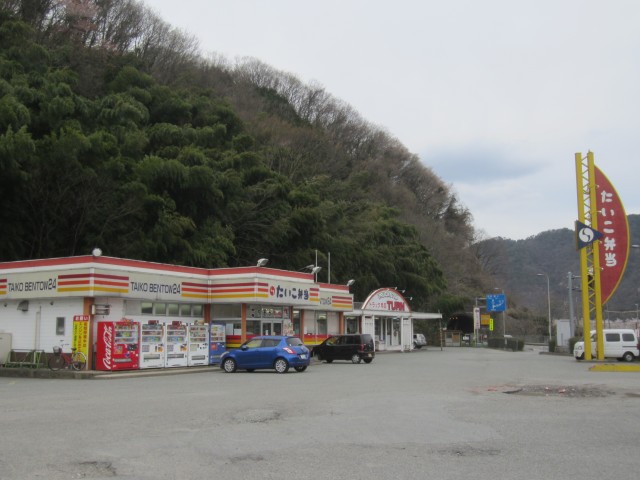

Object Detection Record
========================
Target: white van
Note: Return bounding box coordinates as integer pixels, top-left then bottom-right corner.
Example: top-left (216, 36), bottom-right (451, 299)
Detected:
top-left (573, 329), bottom-right (639, 362)
top-left (413, 333), bottom-right (427, 349)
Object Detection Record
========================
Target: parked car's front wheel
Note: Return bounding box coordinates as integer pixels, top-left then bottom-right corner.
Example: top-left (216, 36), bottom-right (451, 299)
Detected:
top-left (351, 354), bottom-right (361, 364)
top-left (294, 366), bottom-right (307, 372)
top-left (222, 358), bottom-right (237, 373)
top-left (274, 358), bottom-right (289, 373)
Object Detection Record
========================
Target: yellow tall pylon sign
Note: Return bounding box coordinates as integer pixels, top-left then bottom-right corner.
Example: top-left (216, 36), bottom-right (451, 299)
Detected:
top-left (574, 152), bottom-right (605, 360)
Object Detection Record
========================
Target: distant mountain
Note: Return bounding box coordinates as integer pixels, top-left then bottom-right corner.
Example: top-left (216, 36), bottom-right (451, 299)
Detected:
top-left (479, 214), bottom-right (639, 321)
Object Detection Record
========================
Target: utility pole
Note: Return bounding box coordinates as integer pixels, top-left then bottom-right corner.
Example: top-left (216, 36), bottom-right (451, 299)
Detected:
top-left (567, 272), bottom-right (578, 337)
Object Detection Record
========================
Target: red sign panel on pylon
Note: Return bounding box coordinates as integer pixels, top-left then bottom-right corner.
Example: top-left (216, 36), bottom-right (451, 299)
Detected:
top-left (594, 166), bottom-right (629, 304)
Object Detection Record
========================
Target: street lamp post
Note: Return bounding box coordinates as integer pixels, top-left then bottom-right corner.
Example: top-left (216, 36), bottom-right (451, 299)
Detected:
top-left (632, 246), bottom-right (639, 328)
top-left (567, 272), bottom-right (580, 337)
top-left (537, 273), bottom-right (552, 340)
top-left (493, 287), bottom-right (506, 337)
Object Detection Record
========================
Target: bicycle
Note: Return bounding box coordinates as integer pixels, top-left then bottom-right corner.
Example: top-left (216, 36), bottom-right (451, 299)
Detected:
top-left (48, 345), bottom-right (87, 371)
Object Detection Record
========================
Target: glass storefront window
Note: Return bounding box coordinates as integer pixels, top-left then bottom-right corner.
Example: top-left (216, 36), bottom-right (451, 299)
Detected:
top-left (213, 304), bottom-right (241, 318)
top-left (392, 318), bottom-right (401, 346)
top-left (98, 301), bottom-right (203, 317)
top-left (346, 316), bottom-right (358, 334)
top-left (167, 303), bottom-right (179, 316)
top-left (225, 322), bottom-right (241, 336)
top-left (292, 309), bottom-right (301, 336)
top-left (55, 317), bottom-right (65, 335)
top-left (245, 304), bottom-right (290, 320)
top-left (327, 311), bottom-right (339, 334)
top-left (272, 322), bottom-right (282, 335)
top-left (246, 320), bottom-right (261, 335)
top-left (262, 307), bottom-right (276, 318)
top-left (316, 312), bottom-right (327, 335)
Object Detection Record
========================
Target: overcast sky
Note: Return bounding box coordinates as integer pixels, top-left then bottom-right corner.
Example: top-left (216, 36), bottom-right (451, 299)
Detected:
top-left (144, 0), bottom-right (640, 240)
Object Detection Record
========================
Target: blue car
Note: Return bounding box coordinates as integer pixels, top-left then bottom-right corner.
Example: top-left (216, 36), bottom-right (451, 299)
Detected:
top-left (220, 336), bottom-right (310, 373)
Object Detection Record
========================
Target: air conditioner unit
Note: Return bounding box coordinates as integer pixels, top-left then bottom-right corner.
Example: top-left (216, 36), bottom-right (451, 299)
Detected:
top-left (91, 304), bottom-right (110, 315)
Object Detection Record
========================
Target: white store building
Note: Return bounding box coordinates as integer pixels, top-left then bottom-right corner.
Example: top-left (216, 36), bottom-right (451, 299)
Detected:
top-left (0, 255), bottom-right (440, 369)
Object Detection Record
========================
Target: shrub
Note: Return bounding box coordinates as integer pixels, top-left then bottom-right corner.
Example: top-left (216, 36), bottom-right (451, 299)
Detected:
top-left (487, 337), bottom-right (524, 351)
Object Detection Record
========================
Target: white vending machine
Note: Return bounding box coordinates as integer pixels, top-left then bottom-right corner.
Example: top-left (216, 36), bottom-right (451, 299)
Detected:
top-left (139, 321), bottom-right (165, 369)
top-left (187, 324), bottom-right (209, 366)
top-left (165, 321), bottom-right (188, 367)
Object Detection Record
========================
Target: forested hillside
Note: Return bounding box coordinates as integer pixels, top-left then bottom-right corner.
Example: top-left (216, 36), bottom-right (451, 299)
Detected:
top-left (0, 0), bottom-right (492, 312)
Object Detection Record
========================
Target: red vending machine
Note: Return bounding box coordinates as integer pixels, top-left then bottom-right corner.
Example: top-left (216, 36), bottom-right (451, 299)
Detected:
top-left (95, 320), bottom-right (140, 371)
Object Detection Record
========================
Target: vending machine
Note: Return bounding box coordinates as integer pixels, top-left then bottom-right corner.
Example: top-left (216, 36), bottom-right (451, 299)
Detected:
top-left (209, 323), bottom-right (226, 365)
top-left (139, 321), bottom-right (165, 369)
top-left (187, 324), bottom-right (209, 366)
top-left (95, 320), bottom-right (140, 371)
top-left (165, 321), bottom-right (188, 367)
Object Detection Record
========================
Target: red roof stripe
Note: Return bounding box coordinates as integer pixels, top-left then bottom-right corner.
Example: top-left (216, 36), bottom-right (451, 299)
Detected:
top-left (58, 280), bottom-right (91, 286)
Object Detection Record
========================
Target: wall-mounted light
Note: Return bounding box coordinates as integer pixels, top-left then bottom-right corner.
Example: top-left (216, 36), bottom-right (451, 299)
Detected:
top-left (92, 247), bottom-right (102, 257)
top-left (346, 279), bottom-right (355, 287)
top-left (17, 300), bottom-right (29, 312)
top-left (256, 258), bottom-right (269, 267)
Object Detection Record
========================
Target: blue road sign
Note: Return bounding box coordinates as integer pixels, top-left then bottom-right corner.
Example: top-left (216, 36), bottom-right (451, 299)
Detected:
top-left (486, 293), bottom-right (506, 312)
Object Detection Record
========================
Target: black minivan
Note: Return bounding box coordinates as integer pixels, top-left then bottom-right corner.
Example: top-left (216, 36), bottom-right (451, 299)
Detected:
top-left (312, 334), bottom-right (375, 364)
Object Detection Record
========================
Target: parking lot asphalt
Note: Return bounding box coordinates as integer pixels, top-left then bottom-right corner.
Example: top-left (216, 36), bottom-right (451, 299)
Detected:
top-left (1, 346), bottom-right (639, 378)
top-left (2, 346), bottom-right (640, 480)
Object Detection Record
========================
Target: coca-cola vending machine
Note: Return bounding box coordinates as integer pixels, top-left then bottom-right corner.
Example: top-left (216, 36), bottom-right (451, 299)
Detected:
top-left (95, 320), bottom-right (140, 371)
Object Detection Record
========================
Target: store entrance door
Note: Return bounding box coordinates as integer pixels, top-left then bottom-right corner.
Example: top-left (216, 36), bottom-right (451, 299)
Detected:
top-left (262, 321), bottom-right (282, 336)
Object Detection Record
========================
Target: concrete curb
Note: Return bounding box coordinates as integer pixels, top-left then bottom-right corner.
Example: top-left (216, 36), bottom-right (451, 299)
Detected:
top-left (0, 365), bottom-right (220, 379)
top-left (589, 364), bottom-right (640, 372)
top-left (0, 357), bottom-right (327, 379)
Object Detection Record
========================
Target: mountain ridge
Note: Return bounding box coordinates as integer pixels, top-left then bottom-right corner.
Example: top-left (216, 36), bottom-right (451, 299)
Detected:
top-left (479, 214), bottom-right (639, 321)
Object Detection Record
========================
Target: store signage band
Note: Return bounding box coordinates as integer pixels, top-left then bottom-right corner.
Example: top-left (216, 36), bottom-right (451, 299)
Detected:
top-left (0, 269), bottom-right (351, 310)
